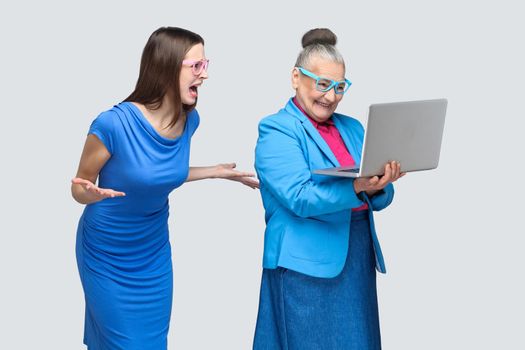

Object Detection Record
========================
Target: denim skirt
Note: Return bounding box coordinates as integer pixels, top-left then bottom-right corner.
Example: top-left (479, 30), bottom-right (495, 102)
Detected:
top-left (253, 210), bottom-right (381, 350)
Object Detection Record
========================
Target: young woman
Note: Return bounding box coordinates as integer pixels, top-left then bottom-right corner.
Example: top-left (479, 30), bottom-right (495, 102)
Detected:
top-left (72, 27), bottom-right (257, 349)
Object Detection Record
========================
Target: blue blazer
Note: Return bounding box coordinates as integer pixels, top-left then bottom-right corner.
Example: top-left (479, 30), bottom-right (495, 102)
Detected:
top-left (255, 98), bottom-right (395, 278)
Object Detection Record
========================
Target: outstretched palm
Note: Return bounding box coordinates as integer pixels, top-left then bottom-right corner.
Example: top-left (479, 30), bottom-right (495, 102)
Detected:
top-left (214, 163), bottom-right (259, 189)
top-left (71, 178), bottom-right (126, 202)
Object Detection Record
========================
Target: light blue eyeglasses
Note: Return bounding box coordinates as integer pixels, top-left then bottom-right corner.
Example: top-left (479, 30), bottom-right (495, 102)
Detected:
top-left (296, 67), bottom-right (352, 95)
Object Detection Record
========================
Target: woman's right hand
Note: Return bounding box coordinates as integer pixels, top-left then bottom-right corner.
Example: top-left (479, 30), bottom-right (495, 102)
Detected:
top-left (71, 177), bottom-right (126, 203)
top-left (353, 161), bottom-right (405, 195)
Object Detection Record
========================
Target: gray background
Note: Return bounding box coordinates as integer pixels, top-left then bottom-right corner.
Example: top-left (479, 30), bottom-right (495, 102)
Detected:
top-left (1, 0), bottom-right (524, 348)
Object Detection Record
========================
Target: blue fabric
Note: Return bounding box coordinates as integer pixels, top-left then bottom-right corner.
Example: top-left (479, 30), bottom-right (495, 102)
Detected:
top-left (253, 210), bottom-right (381, 350)
top-left (254, 98), bottom-right (394, 277)
top-left (76, 102), bottom-right (199, 349)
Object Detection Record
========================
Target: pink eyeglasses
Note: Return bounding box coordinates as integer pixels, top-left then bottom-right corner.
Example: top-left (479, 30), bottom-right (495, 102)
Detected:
top-left (182, 59), bottom-right (209, 75)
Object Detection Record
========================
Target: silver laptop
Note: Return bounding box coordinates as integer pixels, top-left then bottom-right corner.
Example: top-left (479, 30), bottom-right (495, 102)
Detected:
top-left (313, 98), bottom-right (448, 178)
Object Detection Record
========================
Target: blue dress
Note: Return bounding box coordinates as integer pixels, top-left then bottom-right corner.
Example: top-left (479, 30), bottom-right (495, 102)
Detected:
top-left (75, 102), bottom-right (199, 349)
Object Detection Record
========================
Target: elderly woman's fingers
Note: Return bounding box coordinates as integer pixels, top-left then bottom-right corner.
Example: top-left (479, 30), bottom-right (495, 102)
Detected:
top-left (390, 161), bottom-right (398, 179)
top-left (376, 163), bottom-right (392, 187)
top-left (367, 176), bottom-right (379, 187)
top-left (394, 161), bottom-right (401, 179)
top-left (393, 172), bottom-right (407, 182)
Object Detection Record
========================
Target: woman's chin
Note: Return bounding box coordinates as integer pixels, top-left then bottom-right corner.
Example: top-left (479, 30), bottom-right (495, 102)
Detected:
top-left (313, 112), bottom-right (333, 122)
top-left (181, 95), bottom-right (197, 105)
top-left (312, 107), bottom-right (335, 120)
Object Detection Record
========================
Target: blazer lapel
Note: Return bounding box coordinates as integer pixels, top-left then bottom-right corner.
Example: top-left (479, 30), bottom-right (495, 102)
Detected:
top-left (333, 115), bottom-right (362, 165)
top-left (285, 99), bottom-right (339, 167)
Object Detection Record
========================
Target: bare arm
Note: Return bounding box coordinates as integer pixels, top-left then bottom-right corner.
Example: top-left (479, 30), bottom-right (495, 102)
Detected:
top-left (71, 135), bottom-right (125, 204)
top-left (186, 163), bottom-right (259, 189)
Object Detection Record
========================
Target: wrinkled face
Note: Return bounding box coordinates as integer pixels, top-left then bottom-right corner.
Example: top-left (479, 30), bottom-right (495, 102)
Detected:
top-left (180, 43), bottom-right (208, 105)
top-left (292, 57), bottom-right (345, 122)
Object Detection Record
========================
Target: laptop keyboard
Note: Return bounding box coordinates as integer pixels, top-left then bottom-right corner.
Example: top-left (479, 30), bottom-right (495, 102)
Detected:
top-left (338, 168), bottom-right (360, 173)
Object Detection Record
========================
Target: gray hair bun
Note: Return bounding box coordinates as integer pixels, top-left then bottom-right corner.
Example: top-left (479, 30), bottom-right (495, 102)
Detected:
top-left (301, 28), bottom-right (337, 48)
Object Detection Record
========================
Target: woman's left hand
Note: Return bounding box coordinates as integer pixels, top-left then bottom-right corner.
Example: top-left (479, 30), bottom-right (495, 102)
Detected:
top-left (213, 163), bottom-right (260, 189)
top-left (354, 161), bottom-right (405, 196)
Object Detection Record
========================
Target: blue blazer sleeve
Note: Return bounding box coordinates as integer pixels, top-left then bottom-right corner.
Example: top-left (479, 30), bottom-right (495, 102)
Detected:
top-left (255, 116), bottom-right (365, 218)
top-left (363, 183), bottom-right (395, 211)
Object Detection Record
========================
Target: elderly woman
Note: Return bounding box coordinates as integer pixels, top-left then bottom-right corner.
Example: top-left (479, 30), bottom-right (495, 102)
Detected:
top-left (253, 28), bottom-right (404, 349)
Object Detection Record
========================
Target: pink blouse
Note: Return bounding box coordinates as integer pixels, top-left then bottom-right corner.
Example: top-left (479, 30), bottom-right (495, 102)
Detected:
top-left (293, 98), bottom-right (368, 211)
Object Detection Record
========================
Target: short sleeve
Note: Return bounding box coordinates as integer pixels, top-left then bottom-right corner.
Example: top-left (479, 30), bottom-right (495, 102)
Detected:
top-left (187, 109), bottom-right (200, 137)
top-left (88, 111), bottom-right (116, 154)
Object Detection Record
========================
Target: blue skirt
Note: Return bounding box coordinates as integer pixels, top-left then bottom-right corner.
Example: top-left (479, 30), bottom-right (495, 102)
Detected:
top-left (253, 210), bottom-right (381, 350)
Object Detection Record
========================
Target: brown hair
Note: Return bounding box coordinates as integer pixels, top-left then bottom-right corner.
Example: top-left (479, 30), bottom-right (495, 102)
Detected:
top-left (124, 27), bottom-right (204, 128)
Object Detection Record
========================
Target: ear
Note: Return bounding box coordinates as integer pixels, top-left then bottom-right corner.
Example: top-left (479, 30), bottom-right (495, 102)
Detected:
top-left (291, 68), bottom-right (300, 90)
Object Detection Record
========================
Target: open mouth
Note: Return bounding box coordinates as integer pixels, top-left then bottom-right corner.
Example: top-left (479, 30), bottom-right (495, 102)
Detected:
top-left (189, 85), bottom-right (198, 98)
